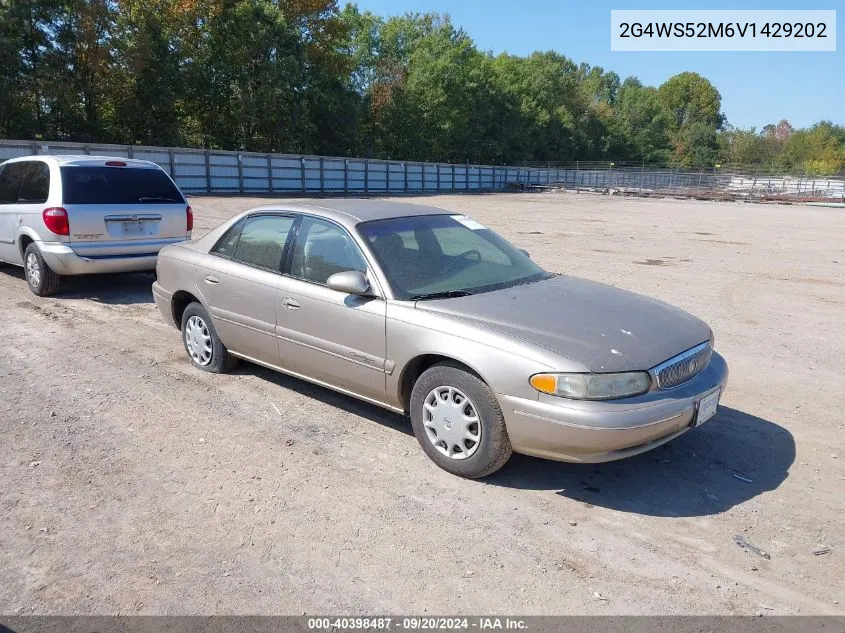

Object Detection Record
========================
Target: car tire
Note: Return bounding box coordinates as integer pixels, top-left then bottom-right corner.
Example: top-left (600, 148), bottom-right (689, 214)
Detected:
top-left (410, 361), bottom-right (513, 478)
top-left (23, 242), bottom-right (61, 297)
top-left (180, 302), bottom-right (238, 373)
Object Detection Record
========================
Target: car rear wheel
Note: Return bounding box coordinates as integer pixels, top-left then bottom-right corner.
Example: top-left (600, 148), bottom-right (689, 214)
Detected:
top-left (410, 362), bottom-right (513, 478)
top-left (23, 243), bottom-right (61, 297)
top-left (180, 302), bottom-right (237, 373)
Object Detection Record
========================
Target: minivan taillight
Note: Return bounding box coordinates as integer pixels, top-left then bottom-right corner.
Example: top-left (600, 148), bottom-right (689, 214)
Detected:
top-left (43, 207), bottom-right (70, 236)
top-left (186, 205), bottom-right (193, 232)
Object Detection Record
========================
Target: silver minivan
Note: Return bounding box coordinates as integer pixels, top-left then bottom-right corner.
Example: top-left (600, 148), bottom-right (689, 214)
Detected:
top-left (0, 155), bottom-right (192, 296)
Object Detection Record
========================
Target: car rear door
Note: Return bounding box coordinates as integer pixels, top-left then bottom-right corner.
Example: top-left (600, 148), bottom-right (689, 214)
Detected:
top-left (0, 160), bottom-right (54, 264)
top-left (59, 161), bottom-right (189, 258)
top-left (0, 161), bottom-right (29, 263)
top-left (276, 215), bottom-right (388, 403)
top-left (196, 213), bottom-right (296, 366)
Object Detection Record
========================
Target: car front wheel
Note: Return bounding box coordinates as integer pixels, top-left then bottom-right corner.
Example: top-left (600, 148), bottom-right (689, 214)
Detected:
top-left (410, 362), bottom-right (513, 478)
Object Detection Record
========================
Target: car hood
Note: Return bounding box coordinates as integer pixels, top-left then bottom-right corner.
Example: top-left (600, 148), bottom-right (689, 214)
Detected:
top-left (415, 275), bottom-right (711, 372)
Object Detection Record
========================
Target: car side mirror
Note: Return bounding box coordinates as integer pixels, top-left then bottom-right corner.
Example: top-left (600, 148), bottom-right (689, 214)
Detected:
top-left (326, 270), bottom-right (370, 296)
top-left (518, 248), bottom-right (531, 259)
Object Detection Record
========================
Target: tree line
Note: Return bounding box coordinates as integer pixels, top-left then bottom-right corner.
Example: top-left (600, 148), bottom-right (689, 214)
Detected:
top-left (1, 0), bottom-right (843, 175)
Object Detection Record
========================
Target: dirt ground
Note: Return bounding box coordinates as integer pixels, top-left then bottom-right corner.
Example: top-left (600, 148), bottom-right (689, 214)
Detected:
top-left (1, 192), bottom-right (843, 615)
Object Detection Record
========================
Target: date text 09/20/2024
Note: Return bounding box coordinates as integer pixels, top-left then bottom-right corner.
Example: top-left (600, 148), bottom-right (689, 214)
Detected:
top-left (307, 617), bottom-right (528, 630)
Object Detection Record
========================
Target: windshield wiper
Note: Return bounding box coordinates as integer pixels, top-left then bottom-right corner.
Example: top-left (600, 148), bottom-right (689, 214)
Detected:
top-left (138, 196), bottom-right (181, 202)
top-left (508, 272), bottom-right (556, 288)
top-left (408, 290), bottom-right (474, 301)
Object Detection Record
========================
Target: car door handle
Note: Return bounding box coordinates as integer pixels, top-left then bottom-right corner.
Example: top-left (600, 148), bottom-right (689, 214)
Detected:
top-left (282, 297), bottom-right (301, 310)
top-left (204, 275), bottom-right (219, 285)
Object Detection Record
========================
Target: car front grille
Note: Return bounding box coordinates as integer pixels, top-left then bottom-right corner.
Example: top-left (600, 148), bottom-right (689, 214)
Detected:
top-left (654, 342), bottom-right (712, 389)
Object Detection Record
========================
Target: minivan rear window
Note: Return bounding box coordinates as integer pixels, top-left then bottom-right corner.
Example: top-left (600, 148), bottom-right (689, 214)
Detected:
top-left (60, 166), bottom-right (184, 205)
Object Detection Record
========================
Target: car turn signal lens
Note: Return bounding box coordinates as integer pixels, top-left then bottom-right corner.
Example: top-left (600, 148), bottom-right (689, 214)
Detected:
top-left (529, 374), bottom-right (557, 395)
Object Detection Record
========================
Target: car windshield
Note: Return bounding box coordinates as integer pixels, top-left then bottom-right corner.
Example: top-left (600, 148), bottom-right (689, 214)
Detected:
top-left (60, 166), bottom-right (184, 205)
top-left (358, 214), bottom-right (551, 300)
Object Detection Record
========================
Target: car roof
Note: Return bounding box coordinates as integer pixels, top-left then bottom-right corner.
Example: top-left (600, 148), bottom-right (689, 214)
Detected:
top-left (246, 199), bottom-right (453, 225)
top-left (2, 155), bottom-right (161, 169)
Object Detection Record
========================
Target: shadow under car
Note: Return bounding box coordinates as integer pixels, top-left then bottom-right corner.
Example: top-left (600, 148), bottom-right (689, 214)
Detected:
top-left (485, 406), bottom-right (794, 517)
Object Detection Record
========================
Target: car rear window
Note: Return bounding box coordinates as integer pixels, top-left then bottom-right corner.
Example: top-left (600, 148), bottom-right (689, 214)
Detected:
top-left (60, 166), bottom-right (184, 205)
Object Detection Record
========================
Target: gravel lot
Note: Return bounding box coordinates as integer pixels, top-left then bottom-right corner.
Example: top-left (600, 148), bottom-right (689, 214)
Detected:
top-left (1, 192), bottom-right (843, 615)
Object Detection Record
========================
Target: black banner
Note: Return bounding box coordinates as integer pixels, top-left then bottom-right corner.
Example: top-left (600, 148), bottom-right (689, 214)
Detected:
top-left (2, 617), bottom-right (845, 633)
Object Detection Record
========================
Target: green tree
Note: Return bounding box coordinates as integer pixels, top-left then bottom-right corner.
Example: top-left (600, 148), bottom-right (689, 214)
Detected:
top-left (111, 0), bottom-right (188, 146)
top-left (491, 51), bottom-right (584, 161)
top-left (0, 0), bottom-right (43, 137)
top-left (613, 78), bottom-right (671, 163)
top-left (784, 122), bottom-right (845, 175)
top-left (44, 0), bottom-right (117, 141)
top-left (657, 72), bottom-right (724, 167)
top-left (282, 0), bottom-right (362, 155)
top-left (188, 0), bottom-right (309, 152)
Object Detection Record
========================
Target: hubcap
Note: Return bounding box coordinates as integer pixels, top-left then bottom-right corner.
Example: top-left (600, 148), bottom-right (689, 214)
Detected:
top-left (25, 253), bottom-right (41, 288)
top-left (185, 315), bottom-right (213, 366)
top-left (422, 386), bottom-right (482, 460)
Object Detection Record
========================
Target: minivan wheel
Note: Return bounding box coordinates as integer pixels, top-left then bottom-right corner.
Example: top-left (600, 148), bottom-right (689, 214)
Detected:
top-left (410, 362), bottom-right (513, 478)
top-left (23, 243), bottom-right (60, 297)
top-left (180, 302), bottom-right (237, 373)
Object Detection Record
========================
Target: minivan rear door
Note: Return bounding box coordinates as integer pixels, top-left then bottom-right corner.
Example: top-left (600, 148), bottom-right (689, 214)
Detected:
top-left (60, 161), bottom-right (189, 257)
top-left (0, 162), bottom-right (29, 263)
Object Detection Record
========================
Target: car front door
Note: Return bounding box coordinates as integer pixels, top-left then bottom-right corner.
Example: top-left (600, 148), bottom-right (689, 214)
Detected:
top-left (276, 215), bottom-right (388, 403)
top-left (196, 213), bottom-right (295, 366)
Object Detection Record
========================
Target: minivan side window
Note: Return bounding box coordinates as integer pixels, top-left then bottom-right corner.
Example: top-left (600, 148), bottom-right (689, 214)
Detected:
top-left (212, 215), bottom-right (295, 272)
top-left (0, 162), bottom-right (30, 204)
top-left (18, 162), bottom-right (50, 203)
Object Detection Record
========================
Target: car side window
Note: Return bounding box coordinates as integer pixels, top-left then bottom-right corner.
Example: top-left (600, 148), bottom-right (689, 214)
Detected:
top-left (290, 217), bottom-right (366, 285)
top-left (0, 162), bottom-right (29, 204)
top-left (18, 162), bottom-right (50, 203)
top-left (211, 220), bottom-right (245, 258)
top-left (229, 215), bottom-right (295, 272)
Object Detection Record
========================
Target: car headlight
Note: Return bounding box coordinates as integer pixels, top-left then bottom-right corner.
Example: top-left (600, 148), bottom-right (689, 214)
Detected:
top-left (530, 372), bottom-right (651, 400)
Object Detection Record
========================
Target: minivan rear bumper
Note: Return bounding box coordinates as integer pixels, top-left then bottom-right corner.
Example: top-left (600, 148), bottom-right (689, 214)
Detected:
top-left (38, 241), bottom-right (160, 275)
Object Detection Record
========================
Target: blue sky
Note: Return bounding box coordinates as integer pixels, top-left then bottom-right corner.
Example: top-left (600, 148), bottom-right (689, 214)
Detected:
top-left (349, 0), bottom-right (843, 130)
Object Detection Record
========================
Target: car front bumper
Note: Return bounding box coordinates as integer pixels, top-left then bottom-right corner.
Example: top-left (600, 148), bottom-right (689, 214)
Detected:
top-left (39, 242), bottom-right (159, 276)
top-left (498, 352), bottom-right (729, 463)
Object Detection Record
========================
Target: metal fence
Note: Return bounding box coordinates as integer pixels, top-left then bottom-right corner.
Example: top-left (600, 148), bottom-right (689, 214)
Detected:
top-left (2, 139), bottom-right (843, 201)
top-left (0, 139), bottom-right (552, 195)
top-left (529, 161), bottom-right (845, 201)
